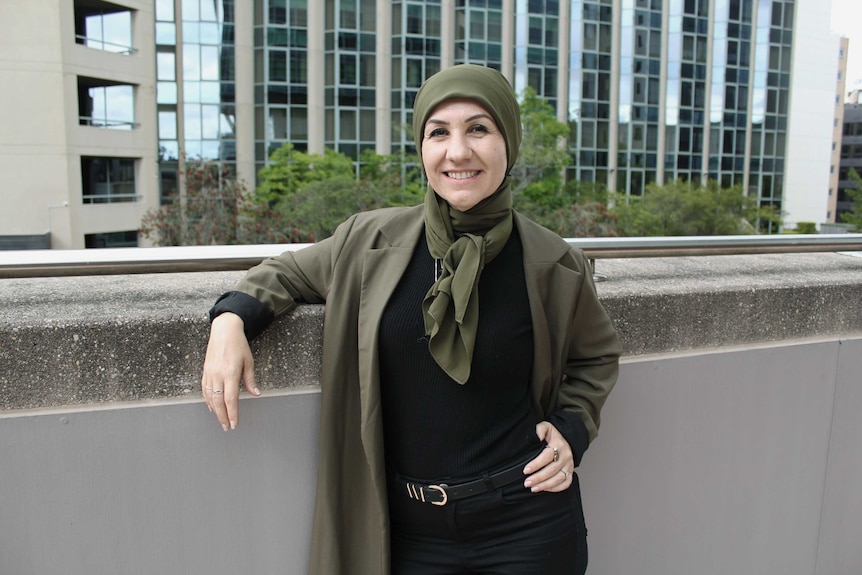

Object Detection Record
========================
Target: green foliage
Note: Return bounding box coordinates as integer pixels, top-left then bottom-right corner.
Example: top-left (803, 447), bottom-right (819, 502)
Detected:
top-left (271, 150), bottom-right (424, 242)
top-left (255, 143), bottom-right (356, 205)
top-left (840, 168), bottom-right (862, 232)
top-left (140, 158), bottom-right (286, 246)
top-left (509, 87), bottom-right (570, 200)
top-left (507, 88), bottom-right (616, 235)
top-left (540, 201), bottom-right (619, 238)
top-left (611, 179), bottom-right (782, 236)
top-left (793, 222), bottom-right (817, 234)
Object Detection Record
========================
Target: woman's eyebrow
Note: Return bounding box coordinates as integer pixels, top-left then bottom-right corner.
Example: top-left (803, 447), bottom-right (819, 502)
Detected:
top-left (426, 113), bottom-right (493, 126)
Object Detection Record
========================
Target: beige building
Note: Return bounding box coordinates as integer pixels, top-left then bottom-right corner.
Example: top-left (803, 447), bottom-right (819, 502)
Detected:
top-left (0, 0), bottom-right (159, 249)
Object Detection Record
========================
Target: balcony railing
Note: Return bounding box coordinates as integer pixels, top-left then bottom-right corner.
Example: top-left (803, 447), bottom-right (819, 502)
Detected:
top-left (1, 234), bottom-right (861, 279)
top-left (79, 116), bottom-right (137, 129)
top-left (75, 34), bottom-right (136, 55)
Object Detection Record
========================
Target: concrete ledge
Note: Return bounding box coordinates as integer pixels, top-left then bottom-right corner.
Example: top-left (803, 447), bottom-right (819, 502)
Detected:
top-left (1, 252), bottom-right (861, 410)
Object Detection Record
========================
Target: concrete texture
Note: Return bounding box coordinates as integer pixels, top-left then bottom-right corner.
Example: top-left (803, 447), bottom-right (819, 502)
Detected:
top-left (1, 252), bottom-right (861, 410)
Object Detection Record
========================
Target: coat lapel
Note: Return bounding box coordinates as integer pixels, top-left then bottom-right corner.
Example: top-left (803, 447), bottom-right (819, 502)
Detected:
top-left (357, 208), bottom-right (425, 471)
top-left (516, 214), bottom-right (582, 412)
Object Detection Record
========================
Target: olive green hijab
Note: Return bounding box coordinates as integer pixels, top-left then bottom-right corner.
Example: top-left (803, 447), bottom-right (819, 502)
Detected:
top-left (413, 64), bottom-right (522, 384)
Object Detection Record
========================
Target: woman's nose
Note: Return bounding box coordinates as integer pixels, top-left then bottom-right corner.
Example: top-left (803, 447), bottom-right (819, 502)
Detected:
top-left (446, 133), bottom-right (472, 161)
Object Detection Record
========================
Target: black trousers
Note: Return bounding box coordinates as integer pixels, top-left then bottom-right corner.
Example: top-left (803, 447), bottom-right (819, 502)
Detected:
top-left (387, 473), bottom-right (588, 575)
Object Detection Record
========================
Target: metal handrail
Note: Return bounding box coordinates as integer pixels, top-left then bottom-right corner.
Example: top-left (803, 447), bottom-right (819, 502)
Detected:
top-left (75, 35), bottom-right (137, 54)
top-left (1, 235), bottom-right (861, 279)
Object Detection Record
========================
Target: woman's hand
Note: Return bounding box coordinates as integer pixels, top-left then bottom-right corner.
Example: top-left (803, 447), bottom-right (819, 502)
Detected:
top-left (523, 421), bottom-right (575, 492)
top-left (200, 312), bottom-right (261, 431)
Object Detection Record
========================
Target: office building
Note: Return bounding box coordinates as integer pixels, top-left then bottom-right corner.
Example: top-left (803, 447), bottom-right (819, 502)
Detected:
top-left (0, 0), bottom-right (841, 248)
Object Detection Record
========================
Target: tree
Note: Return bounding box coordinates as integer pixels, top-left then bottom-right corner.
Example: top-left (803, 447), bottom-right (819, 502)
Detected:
top-left (255, 143), bottom-right (356, 205)
top-left (611, 179), bottom-right (782, 236)
top-left (840, 168), bottom-right (862, 232)
top-left (271, 150), bottom-right (424, 242)
top-left (140, 158), bottom-right (287, 246)
top-left (509, 87), bottom-right (571, 212)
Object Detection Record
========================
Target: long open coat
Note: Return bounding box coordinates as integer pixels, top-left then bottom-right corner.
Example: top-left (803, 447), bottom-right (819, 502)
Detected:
top-left (235, 204), bottom-right (622, 575)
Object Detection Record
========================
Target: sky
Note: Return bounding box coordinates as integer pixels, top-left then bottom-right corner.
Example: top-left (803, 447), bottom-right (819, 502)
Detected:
top-left (831, 0), bottom-right (862, 89)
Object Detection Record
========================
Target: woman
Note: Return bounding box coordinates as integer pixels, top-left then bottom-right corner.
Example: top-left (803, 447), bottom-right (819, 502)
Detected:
top-left (202, 64), bottom-right (621, 575)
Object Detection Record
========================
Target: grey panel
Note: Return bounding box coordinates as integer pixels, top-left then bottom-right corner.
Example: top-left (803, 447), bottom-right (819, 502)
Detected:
top-left (815, 338), bottom-right (862, 575)
top-left (0, 392), bottom-right (320, 575)
top-left (579, 341), bottom-right (842, 575)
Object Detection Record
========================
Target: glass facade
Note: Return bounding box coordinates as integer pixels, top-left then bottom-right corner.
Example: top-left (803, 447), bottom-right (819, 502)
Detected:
top-left (515, 0), bottom-right (560, 108)
top-left (456, 0), bottom-right (504, 69)
top-left (618, 0), bottom-right (662, 195)
top-left (391, 1), bottom-right (442, 156)
top-left (156, 0), bottom-right (179, 204)
top-left (255, 0), bottom-right (310, 172)
top-left (570, 0), bottom-right (613, 184)
top-left (149, 0), bottom-right (804, 222)
top-left (181, 0), bottom-right (236, 164)
top-left (324, 0), bottom-right (377, 164)
top-left (708, 0), bottom-right (753, 190)
top-left (749, 0), bottom-right (793, 231)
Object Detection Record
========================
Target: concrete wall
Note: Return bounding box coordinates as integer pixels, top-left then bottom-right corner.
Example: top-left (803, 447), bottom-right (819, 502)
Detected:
top-left (2, 252), bottom-right (862, 574)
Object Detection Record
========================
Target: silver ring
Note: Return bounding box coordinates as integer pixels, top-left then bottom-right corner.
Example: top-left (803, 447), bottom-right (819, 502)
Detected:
top-left (552, 447), bottom-right (559, 463)
top-left (211, 389), bottom-right (224, 395)
top-left (561, 468), bottom-right (569, 479)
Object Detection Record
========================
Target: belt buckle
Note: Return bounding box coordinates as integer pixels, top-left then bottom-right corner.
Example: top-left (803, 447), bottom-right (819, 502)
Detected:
top-left (405, 481), bottom-right (449, 506)
top-left (427, 484), bottom-right (448, 506)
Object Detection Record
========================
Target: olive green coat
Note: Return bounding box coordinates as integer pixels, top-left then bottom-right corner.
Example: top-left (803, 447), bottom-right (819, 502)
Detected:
top-left (235, 205), bottom-right (621, 575)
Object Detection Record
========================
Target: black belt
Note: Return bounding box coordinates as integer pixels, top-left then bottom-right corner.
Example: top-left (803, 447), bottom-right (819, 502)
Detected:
top-left (390, 446), bottom-right (544, 507)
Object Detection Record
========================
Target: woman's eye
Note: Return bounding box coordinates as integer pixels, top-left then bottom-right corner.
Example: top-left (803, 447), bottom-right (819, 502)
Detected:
top-left (427, 128), bottom-right (447, 138)
top-left (469, 124), bottom-right (489, 134)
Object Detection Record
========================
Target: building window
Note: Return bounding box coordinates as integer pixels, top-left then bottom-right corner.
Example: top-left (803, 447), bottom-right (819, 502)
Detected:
top-left (74, 0), bottom-right (134, 54)
top-left (85, 231), bottom-right (139, 248)
top-left (81, 157), bottom-right (138, 204)
top-left (78, 77), bottom-right (136, 129)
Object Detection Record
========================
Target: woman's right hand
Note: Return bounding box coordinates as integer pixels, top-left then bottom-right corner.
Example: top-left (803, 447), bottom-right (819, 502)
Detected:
top-left (201, 312), bottom-right (261, 431)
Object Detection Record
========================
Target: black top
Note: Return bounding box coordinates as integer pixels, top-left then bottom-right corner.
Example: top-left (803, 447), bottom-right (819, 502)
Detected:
top-left (378, 230), bottom-right (542, 480)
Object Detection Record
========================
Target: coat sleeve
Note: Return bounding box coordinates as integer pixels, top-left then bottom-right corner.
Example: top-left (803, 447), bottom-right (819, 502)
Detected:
top-left (208, 214), bottom-right (362, 338)
top-left (551, 248), bottom-right (622, 466)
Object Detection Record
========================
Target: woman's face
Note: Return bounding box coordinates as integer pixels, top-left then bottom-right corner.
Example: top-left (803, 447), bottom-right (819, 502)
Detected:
top-left (421, 99), bottom-right (508, 212)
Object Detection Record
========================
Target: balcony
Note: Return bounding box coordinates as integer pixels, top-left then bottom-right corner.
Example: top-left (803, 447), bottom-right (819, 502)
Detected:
top-left (77, 76), bottom-right (136, 129)
top-left (80, 156), bottom-right (138, 204)
top-left (1, 241), bottom-right (861, 574)
top-left (73, 0), bottom-right (135, 55)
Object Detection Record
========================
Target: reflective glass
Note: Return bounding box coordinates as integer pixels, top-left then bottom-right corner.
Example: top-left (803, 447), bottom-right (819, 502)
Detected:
top-left (185, 105), bottom-right (202, 139)
top-left (157, 52), bottom-right (176, 81)
top-left (156, 23), bottom-right (177, 45)
top-left (184, 45), bottom-right (201, 80)
top-left (159, 111), bottom-right (178, 138)
top-left (183, 0), bottom-right (200, 21)
top-left (156, 0), bottom-right (175, 21)
top-left (157, 82), bottom-right (178, 104)
top-left (201, 82), bottom-right (221, 103)
top-left (201, 46), bottom-right (220, 80)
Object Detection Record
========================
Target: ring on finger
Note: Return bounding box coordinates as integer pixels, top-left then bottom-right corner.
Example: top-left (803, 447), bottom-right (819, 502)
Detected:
top-left (560, 468), bottom-right (569, 479)
top-left (552, 447), bottom-right (559, 463)
top-left (211, 389), bottom-right (224, 395)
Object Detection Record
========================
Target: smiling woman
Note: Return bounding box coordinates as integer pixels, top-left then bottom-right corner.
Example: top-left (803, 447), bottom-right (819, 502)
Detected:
top-left (201, 64), bottom-right (621, 575)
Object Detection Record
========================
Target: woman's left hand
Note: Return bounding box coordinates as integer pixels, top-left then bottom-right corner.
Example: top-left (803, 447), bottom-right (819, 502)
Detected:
top-left (523, 421), bottom-right (575, 493)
